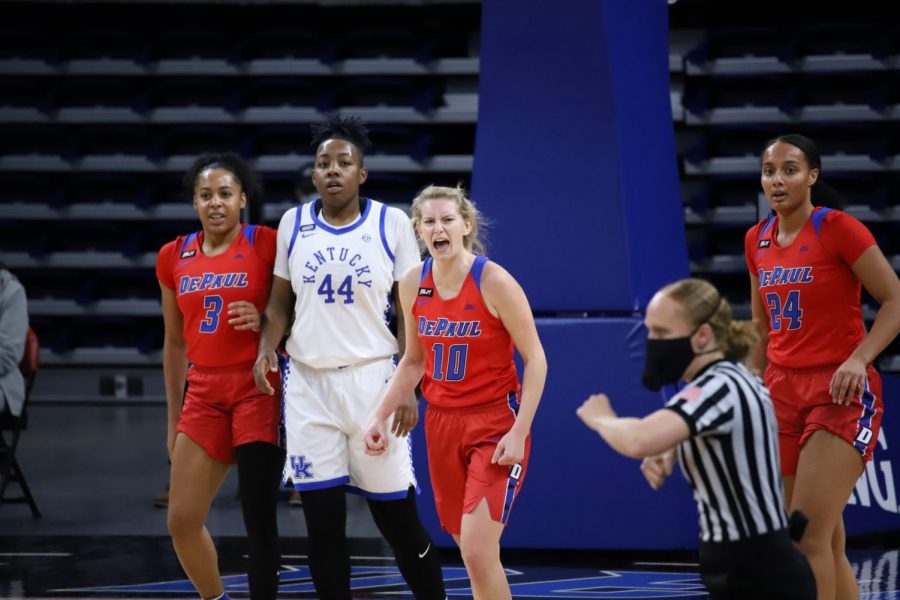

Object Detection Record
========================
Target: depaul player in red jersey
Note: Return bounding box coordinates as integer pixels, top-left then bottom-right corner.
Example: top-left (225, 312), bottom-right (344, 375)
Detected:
top-left (157, 153), bottom-right (285, 600)
top-left (745, 134), bottom-right (900, 600)
top-left (365, 185), bottom-right (547, 600)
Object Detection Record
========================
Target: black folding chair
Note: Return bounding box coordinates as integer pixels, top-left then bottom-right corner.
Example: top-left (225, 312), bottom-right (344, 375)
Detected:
top-left (0, 327), bottom-right (41, 517)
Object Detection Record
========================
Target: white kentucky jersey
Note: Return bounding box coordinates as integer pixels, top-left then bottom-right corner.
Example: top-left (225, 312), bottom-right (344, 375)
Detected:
top-left (274, 198), bottom-right (421, 368)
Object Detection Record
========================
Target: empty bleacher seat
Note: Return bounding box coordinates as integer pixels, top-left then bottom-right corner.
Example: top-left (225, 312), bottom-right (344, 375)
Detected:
top-left (150, 78), bottom-right (240, 111)
top-left (334, 29), bottom-right (428, 63)
top-left (240, 77), bottom-right (327, 110)
top-left (333, 77), bottom-right (442, 113)
top-left (58, 78), bottom-right (147, 111)
top-left (161, 126), bottom-right (250, 158)
top-left (62, 30), bottom-right (151, 63)
top-left (77, 125), bottom-right (161, 160)
top-left (0, 125), bottom-right (76, 158)
top-left (46, 221), bottom-right (142, 257)
top-left (686, 26), bottom-right (795, 75)
top-left (241, 28), bottom-right (329, 61)
top-left (152, 29), bottom-right (240, 62)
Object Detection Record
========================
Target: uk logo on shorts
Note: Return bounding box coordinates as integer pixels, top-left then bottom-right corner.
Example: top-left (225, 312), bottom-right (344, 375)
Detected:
top-left (289, 455), bottom-right (314, 480)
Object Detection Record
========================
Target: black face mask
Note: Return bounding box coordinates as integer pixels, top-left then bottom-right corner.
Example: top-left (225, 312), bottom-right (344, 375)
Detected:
top-left (641, 334), bottom-right (697, 391)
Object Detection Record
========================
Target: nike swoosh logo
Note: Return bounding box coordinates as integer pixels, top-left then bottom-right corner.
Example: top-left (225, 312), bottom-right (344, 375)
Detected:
top-left (418, 543), bottom-right (431, 558)
top-left (301, 232), bottom-right (316, 238)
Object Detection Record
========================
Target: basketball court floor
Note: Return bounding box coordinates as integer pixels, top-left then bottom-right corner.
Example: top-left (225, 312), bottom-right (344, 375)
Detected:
top-left (2, 405), bottom-right (899, 599)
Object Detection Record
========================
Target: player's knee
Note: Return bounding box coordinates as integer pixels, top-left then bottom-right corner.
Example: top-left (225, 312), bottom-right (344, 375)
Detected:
top-left (830, 523), bottom-right (847, 555)
top-left (458, 536), bottom-right (500, 576)
top-left (797, 529), bottom-right (834, 561)
top-left (166, 504), bottom-right (203, 539)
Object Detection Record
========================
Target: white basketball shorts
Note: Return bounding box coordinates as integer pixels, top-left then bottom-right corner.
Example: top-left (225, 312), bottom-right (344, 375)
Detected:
top-left (282, 356), bottom-right (417, 499)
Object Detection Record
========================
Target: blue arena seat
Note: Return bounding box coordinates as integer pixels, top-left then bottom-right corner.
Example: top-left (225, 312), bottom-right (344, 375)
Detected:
top-left (77, 126), bottom-right (161, 159)
top-left (0, 77), bottom-right (53, 112)
top-left (0, 222), bottom-right (49, 256)
top-left (58, 78), bottom-right (146, 110)
top-left (333, 77), bottom-right (442, 113)
top-left (95, 270), bottom-right (161, 302)
top-left (150, 78), bottom-right (240, 111)
top-left (142, 221), bottom-right (195, 256)
top-left (68, 173), bottom-right (158, 208)
top-left (240, 78), bottom-right (325, 109)
top-left (798, 23), bottom-right (890, 62)
top-left (0, 29), bottom-right (58, 62)
top-left (687, 26), bottom-right (794, 67)
top-left (161, 126), bottom-right (249, 157)
top-left (152, 29), bottom-right (240, 62)
top-left (0, 125), bottom-right (75, 158)
top-left (334, 29), bottom-right (428, 62)
top-left (0, 173), bottom-right (66, 207)
top-left (241, 28), bottom-right (329, 61)
top-left (47, 221), bottom-right (142, 257)
top-left (17, 270), bottom-right (96, 305)
top-left (62, 30), bottom-right (151, 63)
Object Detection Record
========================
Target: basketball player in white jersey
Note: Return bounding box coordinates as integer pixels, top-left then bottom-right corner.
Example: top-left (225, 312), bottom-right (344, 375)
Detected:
top-left (254, 115), bottom-right (446, 600)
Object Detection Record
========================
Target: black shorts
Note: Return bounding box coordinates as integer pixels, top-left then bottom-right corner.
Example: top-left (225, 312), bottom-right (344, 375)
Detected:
top-left (699, 528), bottom-right (816, 600)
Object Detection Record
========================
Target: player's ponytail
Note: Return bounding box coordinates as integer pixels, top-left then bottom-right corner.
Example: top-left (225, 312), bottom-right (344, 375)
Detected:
top-left (725, 320), bottom-right (760, 364)
top-left (810, 179), bottom-right (848, 210)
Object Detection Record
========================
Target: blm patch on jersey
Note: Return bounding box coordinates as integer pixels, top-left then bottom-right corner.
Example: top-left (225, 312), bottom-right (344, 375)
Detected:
top-left (758, 239), bottom-right (771, 248)
top-left (180, 249), bottom-right (197, 258)
top-left (418, 287), bottom-right (434, 297)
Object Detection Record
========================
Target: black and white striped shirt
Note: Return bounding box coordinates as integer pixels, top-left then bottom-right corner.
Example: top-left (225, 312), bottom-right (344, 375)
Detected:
top-left (665, 360), bottom-right (787, 543)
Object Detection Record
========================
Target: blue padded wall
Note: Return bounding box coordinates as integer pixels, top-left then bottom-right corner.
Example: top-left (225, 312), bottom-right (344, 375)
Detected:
top-left (413, 318), bottom-right (699, 550)
top-left (471, 0), bottom-right (689, 312)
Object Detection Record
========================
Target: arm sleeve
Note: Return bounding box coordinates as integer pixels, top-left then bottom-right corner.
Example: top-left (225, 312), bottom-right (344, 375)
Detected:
top-left (388, 207), bottom-right (421, 280)
top-left (156, 239), bottom-right (178, 290)
top-left (274, 207), bottom-right (299, 281)
top-left (664, 378), bottom-right (735, 437)
top-left (821, 211), bottom-right (877, 266)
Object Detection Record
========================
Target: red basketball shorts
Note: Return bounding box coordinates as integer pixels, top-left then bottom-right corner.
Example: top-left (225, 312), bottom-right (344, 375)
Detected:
top-left (424, 394), bottom-right (530, 536)
top-left (766, 362), bottom-right (882, 476)
top-left (178, 361), bottom-right (282, 464)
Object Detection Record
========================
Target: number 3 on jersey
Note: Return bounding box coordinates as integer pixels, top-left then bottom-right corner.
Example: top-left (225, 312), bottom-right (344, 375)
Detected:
top-left (200, 295), bottom-right (223, 333)
top-left (766, 290), bottom-right (802, 331)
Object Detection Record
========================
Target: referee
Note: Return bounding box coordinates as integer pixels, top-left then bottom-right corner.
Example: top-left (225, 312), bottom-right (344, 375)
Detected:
top-left (577, 278), bottom-right (815, 600)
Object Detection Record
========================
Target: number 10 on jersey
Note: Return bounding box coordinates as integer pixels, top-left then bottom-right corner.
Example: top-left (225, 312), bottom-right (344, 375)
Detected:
top-left (432, 343), bottom-right (469, 381)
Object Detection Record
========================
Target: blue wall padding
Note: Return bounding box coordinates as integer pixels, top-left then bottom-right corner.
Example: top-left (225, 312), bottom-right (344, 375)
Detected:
top-left (471, 0), bottom-right (688, 312)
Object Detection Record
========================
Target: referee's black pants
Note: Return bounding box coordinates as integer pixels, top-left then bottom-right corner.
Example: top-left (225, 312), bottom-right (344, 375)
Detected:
top-left (699, 528), bottom-right (816, 600)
